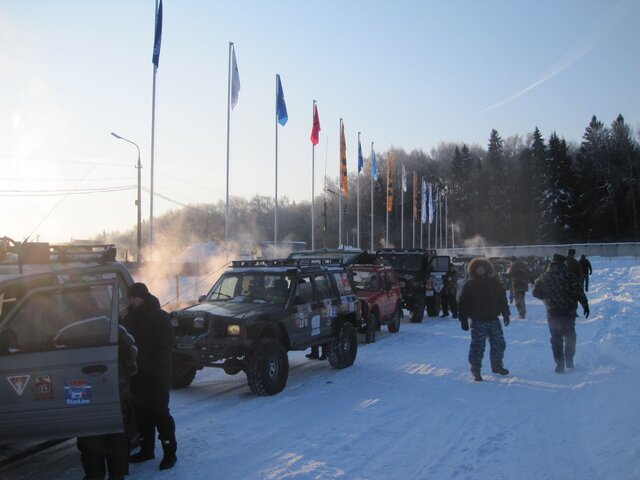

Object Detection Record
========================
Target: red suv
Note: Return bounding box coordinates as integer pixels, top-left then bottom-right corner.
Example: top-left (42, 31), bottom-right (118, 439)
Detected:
top-left (352, 264), bottom-right (402, 342)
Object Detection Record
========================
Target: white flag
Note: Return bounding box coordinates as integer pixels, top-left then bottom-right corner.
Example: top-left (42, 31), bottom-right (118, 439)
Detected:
top-left (402, 164), bottom-right (407, 192)
top-left (231, 46), bottom-right (240, 109)
top-left (421, 179), bottom-right (427, 224)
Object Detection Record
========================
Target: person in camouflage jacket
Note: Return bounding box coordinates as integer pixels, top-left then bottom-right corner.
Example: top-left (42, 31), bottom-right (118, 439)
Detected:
top-left (507, 257), bottom-right (531, 319)
top-left (532, 254), bottom-right (590, 373)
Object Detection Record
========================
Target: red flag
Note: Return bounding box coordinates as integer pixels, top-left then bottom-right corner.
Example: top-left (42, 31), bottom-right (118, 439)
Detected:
top-left (311, 104), bottom-right (321, 145)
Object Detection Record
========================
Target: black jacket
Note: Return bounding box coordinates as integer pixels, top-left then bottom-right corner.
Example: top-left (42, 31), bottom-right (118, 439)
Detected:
top-left (123, 295), bottom-right (173, 382)
top-left (458, 258), bottom-right (510, 323)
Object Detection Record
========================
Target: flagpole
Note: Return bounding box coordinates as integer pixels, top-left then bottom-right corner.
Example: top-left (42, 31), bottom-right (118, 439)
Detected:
top-left (225, 42), bottom-right (233, 251)
top-left (385, 156), bottom-right (389, 248)
top-left (370, 142), bottom-right (374, 252)
top-left (311, 100), bottom-right (316, 250)
top-left (338, 119), bottom-right (342, 248)
top-left (274, 75), bottom-right (279, 257)
top-left (401, 164), bottom-right (404, 248)
top-left (149, 0), bottom-right (161, 253)
top-left (445, 191), bottom-right (448, 250)
top-left (356, 132), bottom-right (361, 249)
top-left (412, 171), bottom-right (416, 248)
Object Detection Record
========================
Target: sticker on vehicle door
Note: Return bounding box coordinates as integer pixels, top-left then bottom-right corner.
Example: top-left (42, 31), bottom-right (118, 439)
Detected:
top-left (7, 375), bottom-right (31, 396)
top-left (34, 375), bottom-right (54, 401)
top-left (64, 379), bottom-right (92, 406)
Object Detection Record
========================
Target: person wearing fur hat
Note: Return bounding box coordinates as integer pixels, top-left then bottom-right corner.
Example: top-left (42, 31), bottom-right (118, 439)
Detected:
top-left (533, 254), bottom-right (590, 373)
top-left (458, 257), bottom-right (511, 381)
top-left (123, 282), bottom-right (178, 470)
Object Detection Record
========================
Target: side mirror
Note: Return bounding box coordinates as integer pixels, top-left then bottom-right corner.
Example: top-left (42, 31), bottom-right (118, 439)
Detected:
top-left (198, 295), bottom-right (206, 303)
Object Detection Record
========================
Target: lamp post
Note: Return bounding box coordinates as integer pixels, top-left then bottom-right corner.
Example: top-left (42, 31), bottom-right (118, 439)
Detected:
top-left (111, 132), bottom-right (142, 263)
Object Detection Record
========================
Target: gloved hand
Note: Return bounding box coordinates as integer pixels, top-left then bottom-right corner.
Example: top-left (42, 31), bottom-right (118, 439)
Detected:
top-left (583, 306), bottom-right (590, 318)
top-left (460, 318), bottom-right (469, 331)
top-left (504, 317), bottom-right (510, 327)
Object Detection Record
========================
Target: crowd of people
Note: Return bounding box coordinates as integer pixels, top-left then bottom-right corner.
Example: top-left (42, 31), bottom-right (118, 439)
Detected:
top-left (456, 249), bottom-right (592, 381)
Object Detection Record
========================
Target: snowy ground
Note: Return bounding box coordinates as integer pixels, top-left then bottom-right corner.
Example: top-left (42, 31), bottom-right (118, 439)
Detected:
top-left (2, 257), bottom-right (640, 480)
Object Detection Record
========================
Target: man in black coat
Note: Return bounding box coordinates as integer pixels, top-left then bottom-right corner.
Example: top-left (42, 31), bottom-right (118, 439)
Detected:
top-left (123, 282), bottom-right (177, 471)
top-left (533, 254), bottom-right (590, 373)
top-left (579, 254), bottom-right (593, 292)
top-left (458, 257), bottom-right (511, 381)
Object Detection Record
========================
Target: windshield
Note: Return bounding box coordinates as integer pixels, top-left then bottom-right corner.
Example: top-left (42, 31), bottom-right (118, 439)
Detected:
top-left (353, 270), bottom-right (379, 290)
top-left (205, 272), bottom-right (292, 304)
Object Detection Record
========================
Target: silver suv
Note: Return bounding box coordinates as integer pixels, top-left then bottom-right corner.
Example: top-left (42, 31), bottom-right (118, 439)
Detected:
top-left (0, 240), bottom-right (134, 443)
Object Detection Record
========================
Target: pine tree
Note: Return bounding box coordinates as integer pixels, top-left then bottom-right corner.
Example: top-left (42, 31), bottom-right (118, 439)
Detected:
top-left (485, 129), bottom-right (509, 243)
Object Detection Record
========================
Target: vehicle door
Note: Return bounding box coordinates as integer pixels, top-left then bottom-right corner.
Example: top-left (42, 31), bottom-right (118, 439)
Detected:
top-left (311, 273), bottom-right (338, 339)
top-left (0, 279), bottom-right (122, 442)
top-left (290, 274), bottom-right (317, 347)
top-left (381, 270), bottom-right (399, 318)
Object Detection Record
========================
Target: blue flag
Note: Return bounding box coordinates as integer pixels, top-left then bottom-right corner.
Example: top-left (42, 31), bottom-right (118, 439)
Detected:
top-left (372, 149), bottom-right (378, 180)
top-left (357, 138), bottom-right (364, 173)
top-left (276, 74), bottom-right (288, 126)
top-left (152, 0), bottom-right (163, 68)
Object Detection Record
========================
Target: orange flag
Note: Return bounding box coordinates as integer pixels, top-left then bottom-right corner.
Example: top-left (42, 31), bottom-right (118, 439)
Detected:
top-left (340, 121), bottom-right (348, 196)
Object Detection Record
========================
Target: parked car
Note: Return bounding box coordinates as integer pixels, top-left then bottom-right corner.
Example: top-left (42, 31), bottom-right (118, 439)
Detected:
top-left (376, 249), bottom-right (451, 321)
top-left (351, 264), bottom-right (402, 342)
top-left (170, 258), bottom-right (362, 396)
top-left (0, 239), bottom-right (135, 443)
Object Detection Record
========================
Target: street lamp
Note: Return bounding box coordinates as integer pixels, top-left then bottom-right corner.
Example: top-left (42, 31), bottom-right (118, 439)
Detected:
top-left (111, 132), bottom-right (142, 263)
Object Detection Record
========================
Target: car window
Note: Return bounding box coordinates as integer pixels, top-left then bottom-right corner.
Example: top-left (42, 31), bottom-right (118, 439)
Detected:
top-left (207, 275), bottom-right (239, 301)
top-left (296, 276), bottom-right (315, 303)
top-left (313, 274), bottom-right (333, 300)
top-left (1, 284), bottom-right (114, 355)
top-left (333, 271), bottom-right (354, 295)
top-left (353, 270), bottom-right (378, 290)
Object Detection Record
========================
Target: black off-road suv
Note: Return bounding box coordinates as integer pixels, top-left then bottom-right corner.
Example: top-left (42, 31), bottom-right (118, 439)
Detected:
top-left (376, 249), bottom-right (450, 322)
top-left (170, 258), bottom-right (362, 396)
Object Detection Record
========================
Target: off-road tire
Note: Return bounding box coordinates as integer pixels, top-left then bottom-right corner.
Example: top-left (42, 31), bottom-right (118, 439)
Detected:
top-left (171, 354), bottom-right (197, 389)
top-left (327, 322), bottom-right (358, 369)
top-left (388, 305), bottom-right (401, 333)
top-left (410, 294), bottom-right (425, 323)
top-left (246, 338), bottom-right (289, 396)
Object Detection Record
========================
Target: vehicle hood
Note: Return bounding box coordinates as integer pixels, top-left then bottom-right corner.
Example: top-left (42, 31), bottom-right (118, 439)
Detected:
top-left (179, 300), bottom-right (283, 319)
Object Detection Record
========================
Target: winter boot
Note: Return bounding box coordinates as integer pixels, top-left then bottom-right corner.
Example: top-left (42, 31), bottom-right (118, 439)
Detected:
top-left (129, 429), bottom-right (155, 463)
top-left (470, 364), bottom-right (483, 382)
top-left (555, 361), bottom-right (565, 374)
top-left (159, 438), bottom-right (177, 471)
top-left (565, 358), bottom-right (574, 369)
top-left (491, 361), bottom-right (509, 376)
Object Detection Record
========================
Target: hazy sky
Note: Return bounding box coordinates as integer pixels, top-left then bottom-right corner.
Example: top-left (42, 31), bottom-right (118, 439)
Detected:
top-left (1, 0), bottom-right (638, 243)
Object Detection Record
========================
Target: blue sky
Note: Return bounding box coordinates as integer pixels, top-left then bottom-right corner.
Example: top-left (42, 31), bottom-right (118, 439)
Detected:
top-left (1, 0), bottom-right (638, 243)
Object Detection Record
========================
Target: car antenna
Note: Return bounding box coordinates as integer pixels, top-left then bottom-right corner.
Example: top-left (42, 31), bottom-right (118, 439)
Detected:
top-left (23, 165), bottom-right (96, 243)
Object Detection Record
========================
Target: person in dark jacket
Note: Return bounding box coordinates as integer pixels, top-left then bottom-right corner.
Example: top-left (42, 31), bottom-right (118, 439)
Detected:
top-left (77, 324), bottom-right (138, 480)
top-left (533, 254), bottom-right (590, 373)
top-left (458, 257), bottom-right (511, 381)
top-left (579, 254), bottom-right (593, 292)
top-left (565, 248), bottom-right (584, 289)
top-left (123, 282), bottom-right (177, 471)
top-left (440, 264), bottom-right (459, 318)
top-left (506, 257), bottom-right (531, 319)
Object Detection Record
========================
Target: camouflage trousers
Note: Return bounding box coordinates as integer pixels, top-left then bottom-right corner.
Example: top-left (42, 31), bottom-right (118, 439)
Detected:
top-left (468, 319), bottom-right (506, 367)
top-left (513, 290), bottom-right (526, 318)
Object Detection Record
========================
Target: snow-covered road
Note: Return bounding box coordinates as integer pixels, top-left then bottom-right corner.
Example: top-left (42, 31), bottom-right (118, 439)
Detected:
top-left (3, 257), bottom-right (639, 480)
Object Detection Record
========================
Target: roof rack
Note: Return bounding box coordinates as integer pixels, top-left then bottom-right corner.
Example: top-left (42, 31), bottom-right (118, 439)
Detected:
top-left (231, 257), bottom-right (344, 269)
top-left (0, 240), bottom-right (117, 267)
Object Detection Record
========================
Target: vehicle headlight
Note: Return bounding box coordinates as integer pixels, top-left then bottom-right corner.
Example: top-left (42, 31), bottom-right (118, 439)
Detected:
top-left (193, 316), bottom-right (205, 329)
top-left (227, 324), bottom-right (241, 336)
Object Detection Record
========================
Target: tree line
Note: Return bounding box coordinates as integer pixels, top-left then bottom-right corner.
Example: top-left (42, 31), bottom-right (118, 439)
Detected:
top-left (107, 113), bottom-right (639, 256)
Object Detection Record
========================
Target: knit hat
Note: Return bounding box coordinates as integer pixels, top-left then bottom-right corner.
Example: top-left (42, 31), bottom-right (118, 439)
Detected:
top-left (568, 248), bottom-right (576, 256)
top-left (552, 253), bottom-right (566, 263)
top-left (127, 282), bottom-right (150, 299)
